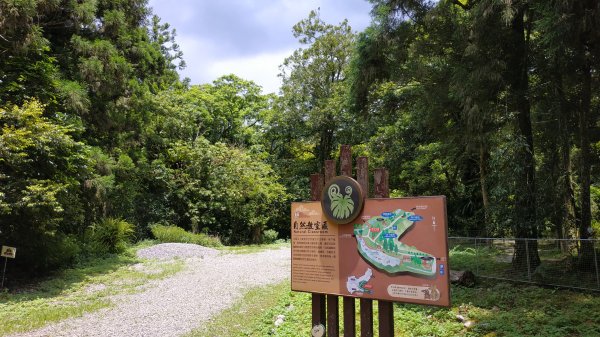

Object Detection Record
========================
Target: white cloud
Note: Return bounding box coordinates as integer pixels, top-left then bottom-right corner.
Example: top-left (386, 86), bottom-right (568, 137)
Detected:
top-left (208, 50), bottom-right (293, 94)
top-left (177, 32), bottom-right (291, 94)
top-left (149, 0), bottom-right (372, 94)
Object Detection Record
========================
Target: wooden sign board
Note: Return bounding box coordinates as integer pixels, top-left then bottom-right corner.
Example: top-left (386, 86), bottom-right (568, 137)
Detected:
top-left (1, 246), bottom-right (16, 259)
top-left (291, 196), bottom-right (450, 307)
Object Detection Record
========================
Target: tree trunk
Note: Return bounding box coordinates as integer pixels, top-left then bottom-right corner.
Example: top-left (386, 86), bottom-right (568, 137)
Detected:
top-left (317, 116), bottom-right (335, 168)
top-left (507, 5), bottom-right (540, 271)
top-left (555, 72), bottom-right (573, 253)
top-left (479, 141), bottom-right (490, 237)
top-left (251, 225), bottom-right (262, 244)
top-left (578, 58), bottom-right (594, 269)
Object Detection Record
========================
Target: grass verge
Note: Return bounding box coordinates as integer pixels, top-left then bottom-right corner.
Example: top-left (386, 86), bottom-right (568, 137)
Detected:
top-left (151, 224), bottom-right (223, 247)
top-left (219, 241), bottom-right (290, 255)
top-left (187, 280), bottom-right (309, 337)
top-left (189, 279), bottom-right (600, 337)
top-left (0, 242), bottom-right (184, 335)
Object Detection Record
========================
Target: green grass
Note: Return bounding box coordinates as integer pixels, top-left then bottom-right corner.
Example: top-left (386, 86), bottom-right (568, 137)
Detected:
top-left (0, 242), bottom-right (184, 335)
top-left (189, 279), bottom-right (600, 337)
top-left (219, 241), bottom-right (290, 254)
top-left (187, 280), bottom-right (311, 337)
top-left (151, 224), bottom-right (223, 247)
top-left (449, 242), bottom-right (600, 290)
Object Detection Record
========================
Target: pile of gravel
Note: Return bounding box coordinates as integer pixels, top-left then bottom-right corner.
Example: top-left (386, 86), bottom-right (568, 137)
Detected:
top-left (136, 243), bottom-right (220, 260)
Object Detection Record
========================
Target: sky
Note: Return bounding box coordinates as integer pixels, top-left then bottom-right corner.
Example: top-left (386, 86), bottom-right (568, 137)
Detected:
top-left (148, 0), bottom-right (373, 94)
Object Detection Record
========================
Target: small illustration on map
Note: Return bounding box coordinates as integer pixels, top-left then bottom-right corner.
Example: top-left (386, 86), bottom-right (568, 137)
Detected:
top-left (422, 285), bottom-right (440, 301)
top-left (346, 268), bottom-right (374, 295)
top-left (353, 209), bottom-right (436, 276)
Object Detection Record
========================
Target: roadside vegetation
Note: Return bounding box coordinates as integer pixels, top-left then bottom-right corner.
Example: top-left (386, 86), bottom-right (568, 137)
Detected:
top-left (0, 242), bottom-right (183, 336)
top-left (150, 224), bottom-right (223, 248)
top-left (220, 241), bottom-right (290, 255)
top-left (192, 249), bottom-right (600, 337)
top-left (193, 280), bottom-right (600, 337)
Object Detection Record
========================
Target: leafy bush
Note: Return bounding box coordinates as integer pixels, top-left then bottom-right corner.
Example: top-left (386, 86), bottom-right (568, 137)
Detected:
top-left (0, 101), bottom-right (90, 275)
top-left (592, 220), bottom-right (600, 238)
top-left (150, 224), bottom-right (222, 247)
top-left (146, 139), bottom-right (287, 245)
top-left (87, 218), bottom-right (134, 254)
top-left (262, 229), bottom-right (279, 244)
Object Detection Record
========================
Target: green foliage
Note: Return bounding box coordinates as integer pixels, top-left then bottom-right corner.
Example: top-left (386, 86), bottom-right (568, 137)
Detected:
top-left (0, 100), bottom-right (90, 273)
top-left (0, 0), bottom-right (290, 279)
top-left (277, 9), bottom-right (356, 166)
top-left (192, 278), bottom-right (600, 337)
top-left (188, 281), bottom-right (311, 337)
top-left (345, 0), bottom-right (600, 245)
top-left (261, 229), bottom-right (279, 244)
top-left (147, 75), bottom-right (270, 147)
top-left (87, 218), bottom-right (134, 255)
top-left (3, 0), bottom-right (597, 282)
top-left (157, 140), bottom-right (286, 244)
top-left (150, 224), bottom-right (222, 248)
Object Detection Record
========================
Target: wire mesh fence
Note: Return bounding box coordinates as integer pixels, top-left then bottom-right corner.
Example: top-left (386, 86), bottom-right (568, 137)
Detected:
top-left (448, 237), bottom-right (600, 291)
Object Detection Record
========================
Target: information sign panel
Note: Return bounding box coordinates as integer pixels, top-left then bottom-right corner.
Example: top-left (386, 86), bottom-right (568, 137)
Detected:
top-left (1, 246), bottom-right (16, 259)
top-left (291, 196), bottom-right (450, 307)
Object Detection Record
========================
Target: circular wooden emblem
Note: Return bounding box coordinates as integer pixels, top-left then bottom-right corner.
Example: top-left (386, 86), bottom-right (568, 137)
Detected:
top-left (321, 176), bottom-right (364, 225)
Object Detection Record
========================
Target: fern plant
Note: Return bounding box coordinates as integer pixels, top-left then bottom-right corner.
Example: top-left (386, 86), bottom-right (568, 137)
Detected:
top-left (328, 184), bottom-right (354, 219)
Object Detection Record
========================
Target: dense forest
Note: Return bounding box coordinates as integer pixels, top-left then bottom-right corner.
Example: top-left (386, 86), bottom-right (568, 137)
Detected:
top-left (1, 0), bottom-right (599, 276)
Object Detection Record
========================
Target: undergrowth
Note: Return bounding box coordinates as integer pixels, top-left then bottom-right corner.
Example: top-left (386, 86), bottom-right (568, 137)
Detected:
top-left (192, 280), bottom-right (600, 337)
top-left (150, 224), bottom-right (222, 247)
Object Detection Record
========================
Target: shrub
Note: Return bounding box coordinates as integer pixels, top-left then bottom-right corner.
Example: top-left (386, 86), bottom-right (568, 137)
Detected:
top-left (262, 229), bottom-right (279, 244)
top-left (87, 218), bottom-right (134, 255)
top-left (150, 224), bottom-right (222, 247)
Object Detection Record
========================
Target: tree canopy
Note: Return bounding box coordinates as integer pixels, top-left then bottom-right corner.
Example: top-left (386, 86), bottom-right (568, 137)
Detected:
top-left (1, 0), bottom-right (599, 276)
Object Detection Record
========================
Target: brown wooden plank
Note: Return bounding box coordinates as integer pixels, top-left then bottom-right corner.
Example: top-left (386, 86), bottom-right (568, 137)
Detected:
top-left (340, 146), bottom-right (357, 337)
top-left (313, 294), bottom-right (327, 331)
top-left (373, 168), bottom-right (384, 198)
top-left (360, 298), bottom-right (373, 337)
top-left (340, 145), bottom-right (352, 176)
top-left (325, 160), bottom-right (336, 183)
top-left (343, 297), bottom-right (356, 337)
top-left (382, 169), bottom-right (389, 197)
top-left (373, 168), bottom-right (389, 198)
top-left (310, 173), bottom-right (324, 201)
top-left (378, 301), bottom-right (394, 337)
top-left (327, 295), bottom-right (339, 337)
top-left (310, 172), bottom-right (326, 332)
top-left (356, 156), bottom-right (368, 199)
top-left (358, 156), bottom-right (374, 337)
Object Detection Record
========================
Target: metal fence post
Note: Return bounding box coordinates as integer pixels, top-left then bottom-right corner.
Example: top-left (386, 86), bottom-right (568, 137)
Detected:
top-left (525, 239), bottom-right (531, 281)
top-left (594, 240), bottom-right (600, 290)
top-left (475, 237), bottom-right (479, 276)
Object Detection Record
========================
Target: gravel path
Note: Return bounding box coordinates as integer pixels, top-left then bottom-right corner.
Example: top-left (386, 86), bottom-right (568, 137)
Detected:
top-left (12, 244), bottom-right (291, 337)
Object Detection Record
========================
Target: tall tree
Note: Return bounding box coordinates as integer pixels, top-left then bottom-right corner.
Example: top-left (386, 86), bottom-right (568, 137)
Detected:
top-left (278, 10), bottom-right (356, 168)
top-left (539, 0), bottom-right (600, 267)
top-left (0, 101), bottom-right (91, 272)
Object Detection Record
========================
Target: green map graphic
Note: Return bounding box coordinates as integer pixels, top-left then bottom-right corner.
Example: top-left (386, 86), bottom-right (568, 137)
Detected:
top-left (353, 209), bottom-right (436, 276)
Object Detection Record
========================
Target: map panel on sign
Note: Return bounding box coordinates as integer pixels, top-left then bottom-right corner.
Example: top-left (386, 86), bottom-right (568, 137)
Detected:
top-left (353, 209), bottom-right (436, 276)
